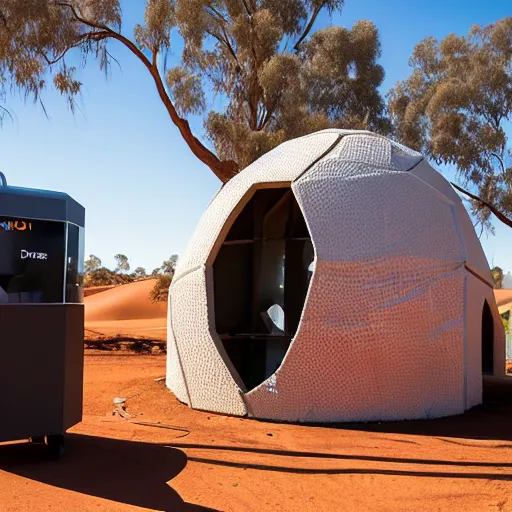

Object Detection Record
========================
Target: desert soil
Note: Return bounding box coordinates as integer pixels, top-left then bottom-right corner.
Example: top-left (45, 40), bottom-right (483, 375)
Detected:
top-left (0, 353), bottom-right (511, 512)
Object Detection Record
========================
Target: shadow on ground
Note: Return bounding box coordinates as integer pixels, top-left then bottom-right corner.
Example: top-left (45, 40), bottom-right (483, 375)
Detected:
top-left (163, 378), bottom-right (512, 479)
top-left (333, 376), bottom-right (512, 442)
top-left (0, 434), bottom-right (216, 512)
top-left (166, 441), bottom-right (512, 478)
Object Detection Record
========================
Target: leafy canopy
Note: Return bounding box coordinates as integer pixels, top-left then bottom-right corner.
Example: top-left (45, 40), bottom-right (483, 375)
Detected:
top-left (84, 254), bottom-right (102, 273)
top-left (134, 266), bottom-right (147, 277)
top-left (114, 253), bottom-right (130, 273)
top-left (0, 0), bottom-right (389, 180)
top-left (388, 18), bottom-right (512, 229)
top-left (491, 266), bottom-right (504, 289)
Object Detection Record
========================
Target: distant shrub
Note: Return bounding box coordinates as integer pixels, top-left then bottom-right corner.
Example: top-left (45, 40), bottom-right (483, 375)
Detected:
top-left (84, 267), bottom-right (136, 287)
top-left (148, 254), bottom-right (178, 303)
top-left (149, 274), bottom-right (172, 303)
top-left (502, 316), bottom-right (509, 334)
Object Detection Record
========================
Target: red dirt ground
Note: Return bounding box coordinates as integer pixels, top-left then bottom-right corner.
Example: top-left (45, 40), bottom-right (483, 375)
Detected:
top-left (1, 285), bottom-right (510, 510)
top-left (0, 354), bottom-right (511, 511)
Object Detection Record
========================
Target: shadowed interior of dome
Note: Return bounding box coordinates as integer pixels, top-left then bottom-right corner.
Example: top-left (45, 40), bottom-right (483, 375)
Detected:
top-left (213, 188), bottom-right (314, 391)
top-left (482, 300), bottom-right (494, 376)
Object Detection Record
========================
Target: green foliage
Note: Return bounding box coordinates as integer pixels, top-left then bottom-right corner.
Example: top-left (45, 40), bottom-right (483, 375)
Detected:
top-left (149, 254), bottom-right (179, 302)
top-left (388, 18), bottom-right (512, 229)
top-left (160, 254), bottom-right (178, 275)
top-left (202, 18), bottom-right (390, 169)
top-left (149, 273), bottom-right (173, 302)
top-left (114, 253), bottom-right (130, 273)
top-left (84, 253), bottom-right (135, 287)
top-left (0, 0), bottom-right (121, 120)
top-left (502, 315), bottom-right (509, 334)
top-left (85, 267), bottom-right (135, 287)
top-left (134, 266), bottom-right (147, 278)
top-left (85, 254), bottom-right (102, 274)
top-left (492, 266), bottom-right (504, 289)
top-left (0, 0), bottom-right (389, 180)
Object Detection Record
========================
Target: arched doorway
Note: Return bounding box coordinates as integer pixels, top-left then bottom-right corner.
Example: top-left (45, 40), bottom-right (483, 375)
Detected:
top-left (481, 300), bottom-right (494, 375)
top-left (213, 187), bottom-right (314, 391)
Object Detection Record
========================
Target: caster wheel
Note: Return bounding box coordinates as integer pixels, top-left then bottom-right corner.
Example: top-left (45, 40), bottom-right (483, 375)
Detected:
top-left (46, 434), bottom-right (65, 460)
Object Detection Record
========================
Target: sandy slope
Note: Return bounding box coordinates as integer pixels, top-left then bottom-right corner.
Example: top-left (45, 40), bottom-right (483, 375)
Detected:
top-left (85, 280), bottom-right (167, 340)
top-left (84, 285), bottom-right (117, 298)
top-left (85, 279), bottom-right (167, 322)
top-left (0, 354), bottom-right (511, 511)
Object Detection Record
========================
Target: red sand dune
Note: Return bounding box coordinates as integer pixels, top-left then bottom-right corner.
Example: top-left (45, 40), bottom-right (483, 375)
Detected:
top-left (85, 279), bottom-right (166, 322)
top-left (83, 285), bottom-right (117, 298)
top-left (84, 279), bottom-right (167, 340)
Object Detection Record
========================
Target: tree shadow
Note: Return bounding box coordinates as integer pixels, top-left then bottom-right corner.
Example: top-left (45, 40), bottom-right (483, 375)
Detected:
top-left (183, 455), bottom-right (512, 479)
top-left (167, 442), bottom-right (512, 468)
top-left (0, 434), bottom-right (217, 512)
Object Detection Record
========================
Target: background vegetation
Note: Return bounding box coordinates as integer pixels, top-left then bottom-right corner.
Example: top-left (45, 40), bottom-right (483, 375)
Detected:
top-left (84, 252), bottom-right (178, 301)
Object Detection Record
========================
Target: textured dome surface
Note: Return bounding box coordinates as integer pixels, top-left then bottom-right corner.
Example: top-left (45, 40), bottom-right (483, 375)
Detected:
top-left (166, 130), bottom-right (505, 422)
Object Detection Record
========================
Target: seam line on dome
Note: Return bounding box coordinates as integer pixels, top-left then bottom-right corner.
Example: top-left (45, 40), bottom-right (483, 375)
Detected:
top-left (293, 134), bottom-right (345, 182)
top-left (294, 155), bottom-right (425, 179)
top-left (300, 129), bottom-right (372, 140)
top-left (172, 264), bottom-right (202, 286)
top-left (450, 203), bottom-right (468, 265)
top-left (409, 168), bottom-right (458, 205)
top-left (405, 157), bottom-right (425, 172)
top-left (464, 263), bottom-right (494, 288)
top-left (308, 158), bottom-right (425, 173)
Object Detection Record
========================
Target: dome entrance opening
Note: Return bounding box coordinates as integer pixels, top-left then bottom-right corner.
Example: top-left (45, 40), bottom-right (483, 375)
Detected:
top-left (213, 187), bottom-right (314, 391)
top-left (482, 300), bottom-right (494, 376)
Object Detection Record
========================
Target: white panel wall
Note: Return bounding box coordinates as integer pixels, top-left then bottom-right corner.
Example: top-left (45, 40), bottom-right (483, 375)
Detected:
top-left (166, 130), bottom-right (504, 422)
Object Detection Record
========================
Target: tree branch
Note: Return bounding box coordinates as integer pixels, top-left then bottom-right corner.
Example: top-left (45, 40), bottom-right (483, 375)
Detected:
top-left (490, 152), bottom-right (506, 174)
top-left (0, 9), bottom-right (8, 27)
top-left (451, 181), bottom-right (512, 229)
top-left (0, 104), bottom-right (14, 123)
top-left (258, 96), bottom-right (279, 130)
top-left (220, 24), bottom-right (238, 63)
top-left (240, 0), bottom-right (252, 17)
top-left (293, 3), bottom-right (324, 52)
top-left (205, 5), bottom-right (229, 24)
top-left (56, 2), bottom-right (238, 181)
top-left (41, 31), bottom-right (109, 66)
top-left (206, 30), bottom-right (238, 64)
top-left (204, 6), bottom-right (239, 65)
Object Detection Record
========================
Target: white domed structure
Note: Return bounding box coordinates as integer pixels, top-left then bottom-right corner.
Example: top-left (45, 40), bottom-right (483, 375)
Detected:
top-left (166, 130), bottom-right (505, 423)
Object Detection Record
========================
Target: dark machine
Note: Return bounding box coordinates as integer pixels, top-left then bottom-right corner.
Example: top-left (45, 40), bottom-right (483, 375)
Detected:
top-left (0, 174), bottom-right (84, 458)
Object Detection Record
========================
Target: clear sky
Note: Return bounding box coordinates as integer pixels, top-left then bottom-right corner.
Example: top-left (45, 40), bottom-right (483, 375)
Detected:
top-left (1, 0), bottom-right (512, 273)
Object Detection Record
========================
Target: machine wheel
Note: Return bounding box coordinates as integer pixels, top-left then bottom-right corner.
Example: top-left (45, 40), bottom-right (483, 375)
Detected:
top-left (46, 434), bottom-right (65, 460)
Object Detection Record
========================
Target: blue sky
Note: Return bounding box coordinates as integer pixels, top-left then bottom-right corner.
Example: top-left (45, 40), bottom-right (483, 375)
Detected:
top-left (1, 0), bottom-right (512, 273)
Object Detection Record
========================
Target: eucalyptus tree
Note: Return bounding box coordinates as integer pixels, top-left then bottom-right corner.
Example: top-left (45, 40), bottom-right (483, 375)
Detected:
top-left (0, 0), bottom-right (389, 181)
top-left (388, 18), bottom-right (512, 229)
